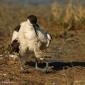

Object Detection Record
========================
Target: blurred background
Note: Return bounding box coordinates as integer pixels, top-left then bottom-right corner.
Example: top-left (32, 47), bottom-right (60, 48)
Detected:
top-left (0, 0), bottom-right (85, 37)
top-left (0, 1), bottom-right (85, 84)
top-left (0, 0), bottom-right (85, 61)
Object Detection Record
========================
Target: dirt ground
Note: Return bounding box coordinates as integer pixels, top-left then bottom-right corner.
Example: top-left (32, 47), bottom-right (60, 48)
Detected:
top-left (0, 29), bottom-right (85, 85)
top-left (0, 57), bottom-right (85, 85)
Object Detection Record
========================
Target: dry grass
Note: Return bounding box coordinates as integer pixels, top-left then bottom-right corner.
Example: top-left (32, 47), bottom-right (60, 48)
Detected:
top-left (0, 0), bottom-right (85, 39)
top-left (0, 1), bottom-right (85, 85)
top-left (51, 0), bottom-right (85, 31)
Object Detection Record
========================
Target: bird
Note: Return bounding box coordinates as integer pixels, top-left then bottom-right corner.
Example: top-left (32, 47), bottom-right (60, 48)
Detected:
top-left (11, 15), bottom-right (52, 71)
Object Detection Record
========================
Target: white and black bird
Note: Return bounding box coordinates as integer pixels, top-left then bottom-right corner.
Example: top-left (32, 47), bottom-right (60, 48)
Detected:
top-left (11, 15), bottom-right (52, 71)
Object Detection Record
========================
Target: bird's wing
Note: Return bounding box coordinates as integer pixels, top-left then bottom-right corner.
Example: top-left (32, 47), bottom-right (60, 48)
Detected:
top-left (11, 31), bottom-right (18, 42)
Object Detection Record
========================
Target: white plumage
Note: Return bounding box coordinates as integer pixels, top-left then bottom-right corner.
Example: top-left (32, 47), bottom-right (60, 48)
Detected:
top-left (11, 19), bottom-right (51, 60)
top-left (11, 31), bottom-right (18, 42)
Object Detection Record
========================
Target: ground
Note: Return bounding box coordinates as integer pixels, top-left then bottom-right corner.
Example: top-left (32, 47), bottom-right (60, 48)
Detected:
top-left (0, 3), bottom-right (85, 84)
top-left (0, 57), bottom-right (85, 85)
top-left (0, 29), bottom-right (85, 85)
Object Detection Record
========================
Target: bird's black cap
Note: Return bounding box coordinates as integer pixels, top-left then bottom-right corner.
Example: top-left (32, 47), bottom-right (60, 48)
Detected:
top-left (27, 15), bottom-right (37, 25)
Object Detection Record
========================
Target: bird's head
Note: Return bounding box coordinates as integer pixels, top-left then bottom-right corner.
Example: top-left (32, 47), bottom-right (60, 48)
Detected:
top-left (27, 15), bottom-right (37, 25)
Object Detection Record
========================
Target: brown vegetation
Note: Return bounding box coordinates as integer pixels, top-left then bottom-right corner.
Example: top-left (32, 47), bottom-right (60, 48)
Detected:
top-left (0, 0), bottom-right (85, 85)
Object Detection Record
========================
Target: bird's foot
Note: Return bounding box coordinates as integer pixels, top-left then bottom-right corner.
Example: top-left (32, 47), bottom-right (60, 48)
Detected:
top-left (35, 62), bottom-right (54, 72)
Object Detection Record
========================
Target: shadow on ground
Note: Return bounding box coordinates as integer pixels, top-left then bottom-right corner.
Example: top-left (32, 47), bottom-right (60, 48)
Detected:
top-left (25, 61), bottom-right (85, 71)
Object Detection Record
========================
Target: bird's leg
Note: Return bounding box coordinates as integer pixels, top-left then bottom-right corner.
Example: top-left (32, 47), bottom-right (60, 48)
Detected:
top-left (35, 58), bottom-right (48, 72)
top-left (45, 61), bottom-right (54, 72)
top-left (35, 58), bottom-right (45, 70)
top-left (19, 56), bottom-right (25, 71)
top-left (19, 53), bottom-right (28, 72)
top-left (35, 58), bottom-right (39, 69)
top-left (45, 61), bottom-right (49, 71)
